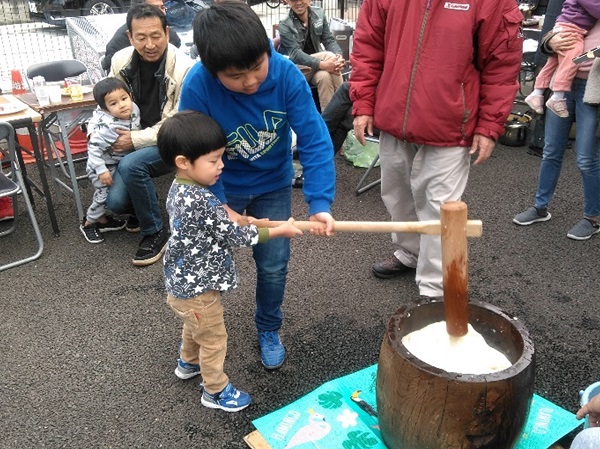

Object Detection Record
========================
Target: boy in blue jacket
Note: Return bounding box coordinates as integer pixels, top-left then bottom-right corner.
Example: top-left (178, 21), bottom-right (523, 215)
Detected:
top-left (179, 0), bottom-right (336, 370)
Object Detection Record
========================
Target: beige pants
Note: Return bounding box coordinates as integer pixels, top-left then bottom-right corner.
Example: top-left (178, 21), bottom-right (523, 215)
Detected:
top-left (305, 51), bottom-right (343, 111)
top-left (167, 290), bottom-right (229, 394)
top-left (379, 133), bottom-right (471, 297)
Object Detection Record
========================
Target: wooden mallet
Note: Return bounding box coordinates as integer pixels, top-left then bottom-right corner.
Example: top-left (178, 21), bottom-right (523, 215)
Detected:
top-left (254, 201), bottom-right (477, 338)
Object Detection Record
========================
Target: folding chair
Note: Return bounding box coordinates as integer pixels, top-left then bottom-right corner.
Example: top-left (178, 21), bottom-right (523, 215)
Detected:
top-left (26, 59), bottom-right (91, 87)
top-left (355, 136), bottom-right (381, 195)
top-left (0, 122), bottom-right (44, 272)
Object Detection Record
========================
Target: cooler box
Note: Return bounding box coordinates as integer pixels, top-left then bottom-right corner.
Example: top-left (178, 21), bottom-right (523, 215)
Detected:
top-left (330, 17), bottom-right (354, 62)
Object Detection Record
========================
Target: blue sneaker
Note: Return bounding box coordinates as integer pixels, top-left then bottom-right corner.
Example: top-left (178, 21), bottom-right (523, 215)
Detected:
top-left (258, 330), bottom-right (286, 369)
top-left (201, 382), bottom-right (251, 412)
top-left (174, 358), bottom-right (200, 380)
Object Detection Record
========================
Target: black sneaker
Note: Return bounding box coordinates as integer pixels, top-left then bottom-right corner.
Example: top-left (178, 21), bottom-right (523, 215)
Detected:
top-left (96, 216), bottom-right (126, 233)
top-left (132, 228), bottom-right (170, 266)
top-left (126, 215), bottom-right (140, 233)
top-left (80, 221), bottom-right (104, 244)
top-left (372, 255), bottom-right (415, 279)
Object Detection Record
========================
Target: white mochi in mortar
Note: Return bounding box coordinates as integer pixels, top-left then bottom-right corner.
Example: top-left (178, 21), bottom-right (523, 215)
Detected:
top-left (401, 321), bottom-right (512, 374)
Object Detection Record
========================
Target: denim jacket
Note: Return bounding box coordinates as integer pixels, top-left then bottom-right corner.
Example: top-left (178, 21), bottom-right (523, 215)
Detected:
top-left (278, 6), bottom-right (342, 71)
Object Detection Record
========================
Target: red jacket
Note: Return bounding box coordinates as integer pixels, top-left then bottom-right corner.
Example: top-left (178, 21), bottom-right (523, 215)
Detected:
top-left (350, 0), bottom-right (523, 146)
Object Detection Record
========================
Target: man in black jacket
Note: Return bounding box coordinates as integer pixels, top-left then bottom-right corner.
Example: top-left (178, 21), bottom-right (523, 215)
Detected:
top-left (102, 0), bottom-right (181, 71)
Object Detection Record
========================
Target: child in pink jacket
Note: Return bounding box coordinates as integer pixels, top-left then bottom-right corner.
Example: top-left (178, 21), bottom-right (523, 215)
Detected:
top-left (526, 0), bottom-right (600, 118)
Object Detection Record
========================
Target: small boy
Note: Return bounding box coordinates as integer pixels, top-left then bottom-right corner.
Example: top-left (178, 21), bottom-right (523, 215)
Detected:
top-left (80, 77), bottom-right (141, 243)
top-left (158, 111), bottom-right (302, 412)
top-left (179, 0), bottom-right (336, 371)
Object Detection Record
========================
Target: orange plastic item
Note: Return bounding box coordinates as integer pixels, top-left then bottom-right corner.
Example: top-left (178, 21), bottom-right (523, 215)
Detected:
top-left (11, 69), bottom-right (28, 95)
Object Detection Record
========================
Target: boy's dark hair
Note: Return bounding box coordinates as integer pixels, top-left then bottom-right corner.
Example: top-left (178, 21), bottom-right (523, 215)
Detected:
top-left (193, 1), bottom-right (271, 77)
top-left (158, 111), bottom-right (227, 167)
top-left (127, 3), bottom-right (167, 33)
top-left (92, 77), bottom-right (131, 110)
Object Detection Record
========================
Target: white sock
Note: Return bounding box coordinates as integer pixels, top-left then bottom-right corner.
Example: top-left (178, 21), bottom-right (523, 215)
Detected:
top-left (551, 91), bottom-right (565, 101)
top-left (532, 88), bottom-right (545, 96)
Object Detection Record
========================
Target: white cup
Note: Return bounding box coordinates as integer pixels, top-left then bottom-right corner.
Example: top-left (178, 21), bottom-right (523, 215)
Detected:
top-left (35, 85), bottom-right (50, 107)
top-left (47, 84), bottom-right (62, 104)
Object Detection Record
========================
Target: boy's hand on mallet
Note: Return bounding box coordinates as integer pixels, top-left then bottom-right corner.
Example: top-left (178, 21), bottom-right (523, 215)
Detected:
top-left (309, 212), bottom-right (335, 236)
top-left (271, 217), bottom-right (303, 239)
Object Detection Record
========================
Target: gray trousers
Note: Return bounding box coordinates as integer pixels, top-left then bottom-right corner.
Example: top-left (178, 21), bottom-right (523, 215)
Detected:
top-left (86, 165), bottom-right (117, 222)
top-left (379, 132), bottom-right (470, 297)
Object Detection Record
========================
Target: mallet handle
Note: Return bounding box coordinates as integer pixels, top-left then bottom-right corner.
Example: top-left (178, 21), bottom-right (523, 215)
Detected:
top-left (252, 220), bottom-right (483, 237)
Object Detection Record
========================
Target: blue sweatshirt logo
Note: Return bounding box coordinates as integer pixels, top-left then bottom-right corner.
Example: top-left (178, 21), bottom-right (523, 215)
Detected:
top-left (226, 110), bottom-right (287, 162)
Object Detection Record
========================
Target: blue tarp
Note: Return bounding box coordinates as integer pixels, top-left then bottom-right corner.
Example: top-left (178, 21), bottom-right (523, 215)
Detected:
top-left (253, 364), bottom-right (582, 449)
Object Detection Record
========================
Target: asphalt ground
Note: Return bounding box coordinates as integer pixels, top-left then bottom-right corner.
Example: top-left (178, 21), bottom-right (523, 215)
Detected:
top-left (1, 137), bottom-right (599, 448)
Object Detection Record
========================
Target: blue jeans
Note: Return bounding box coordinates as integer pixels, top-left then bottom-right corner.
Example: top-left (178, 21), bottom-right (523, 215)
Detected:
top-left (226, 186), bottom-right (292, 332)
top-left (536, 78), bottom-right (600, 220)
top-left (106, 146), bottom-right (171, 236)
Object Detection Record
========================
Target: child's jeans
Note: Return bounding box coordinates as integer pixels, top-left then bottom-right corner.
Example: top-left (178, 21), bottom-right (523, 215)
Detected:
top-left (167, 290), bottom-right (229, 395)
top-left (535, 22), bottom-right (586, 92)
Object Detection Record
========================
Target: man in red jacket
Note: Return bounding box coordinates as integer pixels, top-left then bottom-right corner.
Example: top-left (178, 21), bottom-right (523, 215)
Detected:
top-left (350, 0), bottom-right (523, 298)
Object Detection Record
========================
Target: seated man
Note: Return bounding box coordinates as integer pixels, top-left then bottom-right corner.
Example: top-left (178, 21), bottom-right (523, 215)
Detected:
top-left (321, 81), bottom-right (352, 153)
top-left (106, 3), bottom-right (193, 266)
top-left (278, 0), bottom-right (344, 111)
top-left (102, 0), bottom-right (182, 72)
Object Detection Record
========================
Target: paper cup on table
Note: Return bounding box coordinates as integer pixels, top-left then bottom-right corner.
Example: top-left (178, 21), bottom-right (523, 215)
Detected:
top-left (47, 84), bottom-right (62, 104)
top-left (34, 85), bottom-right (50, 107)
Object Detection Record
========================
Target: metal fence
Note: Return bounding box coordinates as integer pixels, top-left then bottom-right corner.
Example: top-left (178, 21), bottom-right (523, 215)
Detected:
top-left (0, 0), bottom-right (359, 89)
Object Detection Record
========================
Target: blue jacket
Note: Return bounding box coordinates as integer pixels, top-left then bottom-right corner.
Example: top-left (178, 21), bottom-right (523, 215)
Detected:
top-left (178, 48), bottom-right (335, 216)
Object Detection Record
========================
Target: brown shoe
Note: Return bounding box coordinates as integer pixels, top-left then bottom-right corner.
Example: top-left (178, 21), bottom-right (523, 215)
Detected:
top-left (372, 255), bottom-right (414, 279)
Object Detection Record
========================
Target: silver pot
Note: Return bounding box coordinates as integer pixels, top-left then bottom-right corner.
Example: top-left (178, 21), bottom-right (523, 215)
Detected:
top-left (498, 112), bottom-right (532, 147)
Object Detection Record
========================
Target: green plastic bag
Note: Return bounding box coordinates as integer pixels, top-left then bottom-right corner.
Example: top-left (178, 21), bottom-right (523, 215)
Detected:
top-left (342, 132), bottom-right (380, 168)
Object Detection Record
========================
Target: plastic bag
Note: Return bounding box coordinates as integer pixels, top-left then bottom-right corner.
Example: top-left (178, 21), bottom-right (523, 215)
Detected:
top-left (342, 132), bottom-right (380, 168)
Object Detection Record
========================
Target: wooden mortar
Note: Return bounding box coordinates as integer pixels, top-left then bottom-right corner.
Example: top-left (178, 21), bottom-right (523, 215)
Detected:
top-left (376, 300), bottom-right (535, 449)
top-left (376, 202), bottom-right (535, 449)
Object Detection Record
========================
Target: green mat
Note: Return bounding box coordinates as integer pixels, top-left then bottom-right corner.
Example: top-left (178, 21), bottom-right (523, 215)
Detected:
top-left (252, 364), bottom-right (582, 449)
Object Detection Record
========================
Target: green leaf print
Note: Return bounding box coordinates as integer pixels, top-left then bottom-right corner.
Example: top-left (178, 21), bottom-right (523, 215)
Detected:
top-left (342, 430), bottom-right (379, 449)
top-left (317, 391), bottom-right (343, 409)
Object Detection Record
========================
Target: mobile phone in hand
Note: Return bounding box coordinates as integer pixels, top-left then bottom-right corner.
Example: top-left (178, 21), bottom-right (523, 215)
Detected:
top-left (573, 45), bottom-right (600, 64)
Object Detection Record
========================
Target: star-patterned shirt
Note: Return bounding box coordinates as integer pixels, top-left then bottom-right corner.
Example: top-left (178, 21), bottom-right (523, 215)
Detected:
top-left (163, 177), bottom-right (269, 299)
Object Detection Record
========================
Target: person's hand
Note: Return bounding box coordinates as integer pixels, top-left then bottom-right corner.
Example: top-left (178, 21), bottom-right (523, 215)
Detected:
top-left (223, 204), bottom-right (243, 224)
top-left (333, 54), bottom-right (345, 74)
top-left (470, 134), bottom-right (495, 165)
top-left (308, 212), bottom-right (335, 236)
top-left (242, 215), bottom-right (261, 226)
top-left (271, 217), bottom-right (303, 238)
top-left (99, 171), bottom-right (112, 186)
top-left (111, 129), bottom-right (134, 153)
top-left (320, 57), bottom-right (341, 74)
top-left (576, 393), bottom-right (600, 427)
top-left (548, 31), bottom-right (578, 56)
top-left (353, 115), bottom-right (374, 146)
